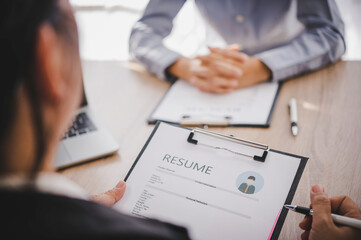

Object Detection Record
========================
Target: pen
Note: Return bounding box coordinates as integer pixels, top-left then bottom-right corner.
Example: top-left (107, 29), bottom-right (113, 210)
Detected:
top-left (284, 205), bottom-right (361, 230)
top-left (288, 98), bottom-right (298, 136)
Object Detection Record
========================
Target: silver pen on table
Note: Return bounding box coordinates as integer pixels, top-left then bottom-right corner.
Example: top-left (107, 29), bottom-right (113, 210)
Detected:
top-left (288, 98), bottom-right (298, 136)
top-left (284, 205), bottom-right (361, 230)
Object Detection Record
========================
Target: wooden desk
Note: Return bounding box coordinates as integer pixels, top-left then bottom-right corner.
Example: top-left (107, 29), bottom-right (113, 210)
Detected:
top-left (60, 60), bottom-right (361, 239)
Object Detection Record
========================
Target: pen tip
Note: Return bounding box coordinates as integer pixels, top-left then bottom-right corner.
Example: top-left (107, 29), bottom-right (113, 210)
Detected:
top-left (284, 205), bottom-right (295, 210)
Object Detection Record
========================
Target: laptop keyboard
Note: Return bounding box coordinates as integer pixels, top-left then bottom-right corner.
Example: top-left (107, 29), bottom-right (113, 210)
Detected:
top-left (62, 112), bottom-right (97, 140)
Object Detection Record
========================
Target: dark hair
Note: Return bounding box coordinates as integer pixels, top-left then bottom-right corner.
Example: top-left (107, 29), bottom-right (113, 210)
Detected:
top-left (0, 0), bottom-right (71, 177)
top-left (248, 176), bottom-right (255, 181)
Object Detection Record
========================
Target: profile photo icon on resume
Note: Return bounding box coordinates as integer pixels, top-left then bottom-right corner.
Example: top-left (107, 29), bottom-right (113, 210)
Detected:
top-left (236, 171), bottom-right (264, 195)
top-left (238, 176), bottom-right (256, 194)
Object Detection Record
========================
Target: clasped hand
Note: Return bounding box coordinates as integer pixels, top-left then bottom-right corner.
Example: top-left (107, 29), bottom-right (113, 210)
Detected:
top-left (169, 45), bottom-right (272, 93)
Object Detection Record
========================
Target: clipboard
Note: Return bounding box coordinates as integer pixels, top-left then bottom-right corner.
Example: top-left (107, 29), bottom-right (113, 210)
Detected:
top-left (147, 80), bottom-right (282, 127)
top-left (117, 122), bottom-right (308, 240)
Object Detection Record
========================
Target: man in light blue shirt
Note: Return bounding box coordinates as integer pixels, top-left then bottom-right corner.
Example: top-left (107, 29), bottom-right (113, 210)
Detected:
top-left (130, 0), bottom-right (345, 93)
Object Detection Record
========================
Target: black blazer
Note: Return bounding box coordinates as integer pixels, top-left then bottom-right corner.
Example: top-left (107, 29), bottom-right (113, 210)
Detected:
top-left (0, 189), bottom-right (190, 240)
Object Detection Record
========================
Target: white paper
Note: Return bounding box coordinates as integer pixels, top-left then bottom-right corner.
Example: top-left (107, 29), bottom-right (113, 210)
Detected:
top-left (150, 81), bottom-right (279, 125)
top-left (114, 123), bottom-right (302, 240)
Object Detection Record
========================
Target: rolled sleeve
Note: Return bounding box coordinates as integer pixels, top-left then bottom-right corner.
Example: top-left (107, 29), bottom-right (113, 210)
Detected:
top-left (143, 44), bottom-right (182, 81)
top-left (129, 0), bottom-right (185, 81)
top-left (255, 48), bottom-right (301, 83)
top-left (255, 0), bottom-right (345, 82)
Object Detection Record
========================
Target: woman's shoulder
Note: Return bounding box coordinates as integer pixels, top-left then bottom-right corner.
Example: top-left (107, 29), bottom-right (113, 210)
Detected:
top-left (0, 189), bottom-right (190, 240)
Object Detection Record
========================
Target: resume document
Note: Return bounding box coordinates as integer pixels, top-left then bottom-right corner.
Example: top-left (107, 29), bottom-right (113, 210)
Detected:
top-left (114, 123), bottom-right (306, 240)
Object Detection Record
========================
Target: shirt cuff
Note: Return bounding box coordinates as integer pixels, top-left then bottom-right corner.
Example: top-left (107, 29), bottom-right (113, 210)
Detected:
top-left (255, 51), bottom-right (299, 83)
top-left (148, 48), bottom-right (182, 82)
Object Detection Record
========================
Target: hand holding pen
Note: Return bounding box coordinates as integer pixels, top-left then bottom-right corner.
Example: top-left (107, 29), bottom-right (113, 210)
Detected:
top-left (287, 184), bottom-right (361, 240)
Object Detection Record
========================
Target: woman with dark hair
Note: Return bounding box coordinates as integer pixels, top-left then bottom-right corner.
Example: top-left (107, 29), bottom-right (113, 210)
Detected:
top-left (0, 1), bottom-right (189, 239)
top-left (0, 1), bottom-right (360, 240)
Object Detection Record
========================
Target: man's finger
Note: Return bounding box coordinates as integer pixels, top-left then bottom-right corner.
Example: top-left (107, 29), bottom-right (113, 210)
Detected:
top-left (191, 77), bottom-right (235, 94)
top-left (206, 86), bottom-right (235, 94)
top-left (198, 53), bottom-right (240, 69)
top-left (192, 65), bottom-right (215, 79)
top-left (209, 47), bottom-right (249, 62)
top-left (198, 54), bottom-right (226, 65)
top-left (210, 76), bottom-right (239, 89)
top-left (310, 184), bottom-right (334, 228)
top-left (90, 180), bottom-right (126, 207)
top-left (208, 60), bottom-right (242, 78)
top-left (203, 87), bottom-right (235, 94)
top-left (190, 76), bottom-right (210, 92)
top-left (226, 44), bottom-right (241, 51)
top-left (198, 54), bottom-right (243, 77)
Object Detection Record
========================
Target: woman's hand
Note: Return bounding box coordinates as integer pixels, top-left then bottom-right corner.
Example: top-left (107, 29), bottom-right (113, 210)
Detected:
top-left (299, 184), bottom-right (361, 240)
top-left (90, 180), bottom-right (126, 207)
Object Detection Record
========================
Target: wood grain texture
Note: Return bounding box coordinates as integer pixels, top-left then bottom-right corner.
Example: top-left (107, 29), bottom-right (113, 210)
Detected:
top-left (60, 60), bottom-right (361, 239)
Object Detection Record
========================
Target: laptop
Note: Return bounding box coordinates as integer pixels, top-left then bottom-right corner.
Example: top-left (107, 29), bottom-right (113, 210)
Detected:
top-left (55, 83), bottom-right (119, 169)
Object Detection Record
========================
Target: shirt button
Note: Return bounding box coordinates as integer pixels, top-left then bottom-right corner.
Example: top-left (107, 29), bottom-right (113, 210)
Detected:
top-left (236, 15), bottom-right (244, 23)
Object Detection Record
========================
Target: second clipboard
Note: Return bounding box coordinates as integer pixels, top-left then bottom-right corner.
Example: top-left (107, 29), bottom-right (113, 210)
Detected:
top-left (148, 80), bottom-right (282, 127)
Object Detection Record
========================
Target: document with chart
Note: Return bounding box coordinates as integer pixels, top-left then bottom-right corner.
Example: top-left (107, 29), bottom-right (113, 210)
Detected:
top-left (148, 80), bottom-right (281, 127)
top-left (114, 122), bottom-right (307, 240)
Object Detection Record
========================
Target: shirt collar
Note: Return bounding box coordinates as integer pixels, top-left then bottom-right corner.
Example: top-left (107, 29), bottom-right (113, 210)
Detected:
top-left (0, 172), bottom-right (89, 200)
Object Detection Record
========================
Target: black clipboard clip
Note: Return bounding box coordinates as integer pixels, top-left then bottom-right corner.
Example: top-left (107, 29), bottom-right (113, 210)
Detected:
top-left (187, 128), bottom-right (269, 162)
